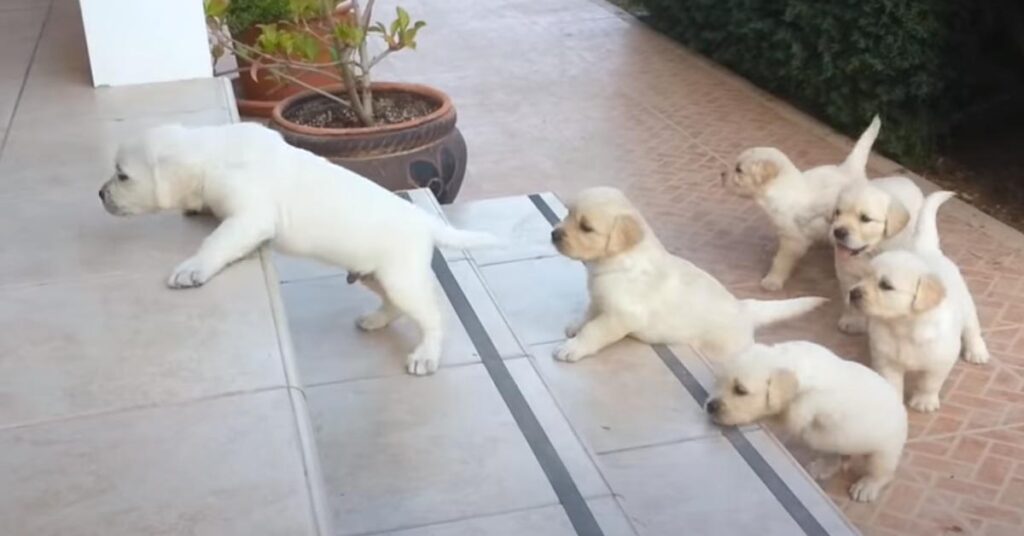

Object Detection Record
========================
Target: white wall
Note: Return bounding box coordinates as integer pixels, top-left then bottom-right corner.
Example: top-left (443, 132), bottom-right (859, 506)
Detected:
top-left (79, 0), bottom-right (212, 87)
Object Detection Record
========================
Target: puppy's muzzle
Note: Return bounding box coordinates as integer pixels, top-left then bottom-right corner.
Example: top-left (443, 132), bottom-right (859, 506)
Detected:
top-left (550, 228), bottom-right (565, 244)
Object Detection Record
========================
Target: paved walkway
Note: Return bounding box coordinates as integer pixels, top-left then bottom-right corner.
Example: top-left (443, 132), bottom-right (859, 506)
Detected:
top-left (378, 1), bottom-right (1024, 534)
top-left (0, 1), bottom-right (325, 533)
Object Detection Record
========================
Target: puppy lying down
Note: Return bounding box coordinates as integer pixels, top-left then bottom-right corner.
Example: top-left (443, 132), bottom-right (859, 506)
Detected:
top-left (706, 341), bottom-right (907, 502)
top-left (99, 123), bottom-right (498, 375)
top-left (831, 176), bottom-right (924, 333)
top-left (850, 191), bottom-right (989, 412)
top-left (723, 116), bottom-right (880, 291)
top-left (550, 187), bottom-right (827, 362)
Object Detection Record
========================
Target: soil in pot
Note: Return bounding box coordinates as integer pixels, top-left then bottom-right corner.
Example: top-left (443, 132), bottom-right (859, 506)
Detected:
top-left (282, 92), bottom-right (441, 129)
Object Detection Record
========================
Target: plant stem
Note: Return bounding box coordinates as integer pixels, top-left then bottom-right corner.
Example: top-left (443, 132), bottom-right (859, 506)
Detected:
top-left (325, 0), bottom-right (374, 125)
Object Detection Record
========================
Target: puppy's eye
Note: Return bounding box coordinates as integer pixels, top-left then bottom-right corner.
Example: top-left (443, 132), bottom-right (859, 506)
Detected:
top-left (833, 209), bottom-right (840, 217)
top-left (735, 165), bottom-right (742, 174)
top-left (580, 221), bottom-right (594, 233)
top-left (859, 214), bottom-right (872, 223)
top-left (117, 172), bottom-right (129, 182)
top-left (879, 279), bottom-right (894, 291)
top-left (733, 383), bottom-right (749, 396)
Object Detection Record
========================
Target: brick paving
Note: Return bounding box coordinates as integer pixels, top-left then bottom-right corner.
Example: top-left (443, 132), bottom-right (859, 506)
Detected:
top-left (381, 0), bottom-right (1024, 533)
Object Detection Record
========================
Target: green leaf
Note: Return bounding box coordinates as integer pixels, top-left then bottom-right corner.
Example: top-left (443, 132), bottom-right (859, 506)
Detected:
top-left (396, 6), bottom-right (411, 30)
top-left (334, 23), bottom-right (365, 47)
top-left (296, 33), bottom-right (319, 62)
top-left (204, 0), bottom-right (229, 19)
top-left (367, 22), bottom-right (387, 35)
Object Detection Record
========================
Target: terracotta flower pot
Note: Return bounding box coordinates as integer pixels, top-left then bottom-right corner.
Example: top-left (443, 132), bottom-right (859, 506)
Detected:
top-left (232, 6), bottom-right (353, 118)
top-left (269, 83), bottom-right (467, 204)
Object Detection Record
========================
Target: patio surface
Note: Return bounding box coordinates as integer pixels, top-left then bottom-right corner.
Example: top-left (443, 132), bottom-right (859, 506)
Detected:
top-left (375, 1), bottom-right (1024, 535)
top-left (1, 0), bottom-right (1023, 535)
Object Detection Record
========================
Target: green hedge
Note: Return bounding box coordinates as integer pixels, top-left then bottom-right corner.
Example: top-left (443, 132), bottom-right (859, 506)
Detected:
top-left (640, 0), bottom-right (987, 165)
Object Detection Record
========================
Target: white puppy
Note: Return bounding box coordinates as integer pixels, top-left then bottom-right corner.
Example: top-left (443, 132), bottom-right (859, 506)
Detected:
top-left (706, 341), bottom-right (907, 502)
top-left (550, 187), bottom-right (827, 362)
top-left (98, 123), bottom-right (498, 376)
top-left (723, 116), bottom-right (880, 291)
top-left (849, 191), bottom-right (989, 412)
top-left (831, 177), bottom-right (924, 333)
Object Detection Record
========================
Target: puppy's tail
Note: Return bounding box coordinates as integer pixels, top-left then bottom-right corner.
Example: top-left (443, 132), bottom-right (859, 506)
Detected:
top-left (742, 296), bottom-right (829, 329)
top-left (428, 219), bottom-right (502, 250)
top-left (913, 190), bottom-right (955, 253)
top-left (838, 115), bottom-right (881, 181)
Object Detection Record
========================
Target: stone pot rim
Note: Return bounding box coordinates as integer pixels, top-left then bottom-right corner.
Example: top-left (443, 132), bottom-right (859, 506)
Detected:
top-left (270, 82), bottom-right (455, 138)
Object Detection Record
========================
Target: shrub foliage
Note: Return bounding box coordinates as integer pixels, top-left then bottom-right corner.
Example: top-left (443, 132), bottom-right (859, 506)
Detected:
top-left (641, 0), bottom-right (989, 165)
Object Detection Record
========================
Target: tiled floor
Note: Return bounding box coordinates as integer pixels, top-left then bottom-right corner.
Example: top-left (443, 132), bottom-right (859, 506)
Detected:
top-left (0, 1), bottom-right (324, 534)
top-left (369, 1), bottom-right (1024, 534)
top-left (278, 192), bottom-right (857, 535)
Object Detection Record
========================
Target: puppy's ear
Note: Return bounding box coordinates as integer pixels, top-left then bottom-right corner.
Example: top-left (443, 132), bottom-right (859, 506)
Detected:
top-left (766, 369), bottom-right (799, 413)
top-left (912, 274), bottom-right (946, 312)
top-left (606, 214), bottom-right (644, 255)
top-left (884, 198), bottom-right (911, 238)
top-left (751, 160), bottom-right (779, 186)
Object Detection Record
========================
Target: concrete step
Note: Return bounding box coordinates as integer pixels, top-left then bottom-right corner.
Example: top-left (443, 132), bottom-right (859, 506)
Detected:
top-left (276, 190), bottom-right (858, 536)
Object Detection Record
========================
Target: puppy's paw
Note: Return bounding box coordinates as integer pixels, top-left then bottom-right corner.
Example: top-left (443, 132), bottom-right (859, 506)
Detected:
top-left (760, 273), bottom-right (786, 292)
top-left (553, 339), bottom-right (589, 363)
top-left (849, 476), bottom-right (886, 503)
top-left (357, 311), bottom-right (394, 331)
top-left (406, 347), bottom-right (440, 376)
top-left (962, 344), bottom-right (990, 365)
top-left (909, 393), bottom-right (941, 413)
top-left (808, 456), bottom-right (842, 480)
top-left (167, 257), bottom-right (213, 289)
top-left (838, 314), bottom-right (867, 334)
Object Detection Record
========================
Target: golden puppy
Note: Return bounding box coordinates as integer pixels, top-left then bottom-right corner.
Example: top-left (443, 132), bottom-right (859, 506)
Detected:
top-left (850, 191), bottom-right (989, 412)
top-left (706, 342), bottom-right (907, 502)
top-left (723, 116), bottom-right (880, 291)
top-left (550, 187), bottom-right (826, 362)
top-left (830, 177), bottom-right (924, 333)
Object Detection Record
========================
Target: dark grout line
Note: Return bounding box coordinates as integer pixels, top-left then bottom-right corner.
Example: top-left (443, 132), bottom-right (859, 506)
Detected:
top-left (0, 0), bottom-right (53, 160)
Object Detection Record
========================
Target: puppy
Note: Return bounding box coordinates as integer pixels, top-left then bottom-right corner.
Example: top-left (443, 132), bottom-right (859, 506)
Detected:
top-left (831, 177), bottom-right (924, 333)
top-left (706, 341), bottom-right (907, 502)
top-left (550, 187), bottom-right (827, 362)
top-left (98, 123), bottom-right (498, 376)
top-left (849, 191), bottom-right (989, 412)
top-left (723, 116), bottom-right (880, 291)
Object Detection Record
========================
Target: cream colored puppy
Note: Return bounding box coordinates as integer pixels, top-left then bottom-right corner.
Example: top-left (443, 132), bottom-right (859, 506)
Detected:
top-left (831, 177), bottom-right (924, 333)
top-left (98, 123), bottom-right (498, 376)
top-left (706, 341), bottom-right (907, 502)
top-left (550, 187), bottom-right (827, 362)
top-left (723, 117), bottom-right (880, 291)
top-left (849, 191), bottom-right (989, 412)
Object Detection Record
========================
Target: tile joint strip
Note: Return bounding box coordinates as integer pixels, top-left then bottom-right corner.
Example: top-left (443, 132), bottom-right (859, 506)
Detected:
top-left (528, 192), bottom-right (828, 536)
top-left (399, 191), bottom-right (604, 536)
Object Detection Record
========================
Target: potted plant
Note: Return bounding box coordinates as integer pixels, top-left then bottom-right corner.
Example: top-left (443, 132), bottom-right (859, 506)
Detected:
top-left (206, 0), bottom-right (466, 203)
top-left (206, 0), bottom-right (353, 118)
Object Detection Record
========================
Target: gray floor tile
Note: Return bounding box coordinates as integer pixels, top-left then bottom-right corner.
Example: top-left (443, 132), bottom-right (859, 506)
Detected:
top-left (598, 436), bottom-right (807, 535)
top-left (282, 258), bottom-right (521, 384)
top-left (0, 108), bottom-right (230, 197)
top-left (529, 341), bottom-right (719, 454)
top-left (0, 7), bottom-right (46, 129)
top-left (307, 364), bottom-right (557, 535)
top-left (505, 358), bottom-right (609, 498)
top-left (382, 496), bottom-right (635, 536)
top-left (0, 194), bottom-right (220, 286)
top-left (478, 255), bottom-right (588, 345)
top-left (0, 390), bottom-right (316, 536)
top-left (442, 195), bottom-right (561, 265)
top-left (0, 265), bottom-right (284, 427)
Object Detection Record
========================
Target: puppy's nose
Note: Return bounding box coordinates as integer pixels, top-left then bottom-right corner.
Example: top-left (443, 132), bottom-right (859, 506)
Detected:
top-left (705, 398), bottom-right (722, 415)
top-left (98, 189), bottom-right (106, 201)
top-left (551, 228), bottom-right (565, 243)
top-left (849, 287), bottom-right (863, 302)
top-left (833, 227), bottom-right (849, 241)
